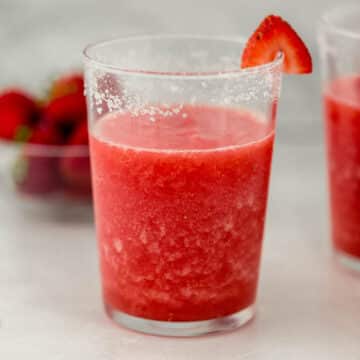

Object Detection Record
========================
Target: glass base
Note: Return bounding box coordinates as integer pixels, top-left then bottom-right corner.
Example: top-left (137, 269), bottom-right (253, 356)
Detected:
top-left (336, 251), bottom-right (360, 273)
top-left (105, 303), bottom-right (255, 337)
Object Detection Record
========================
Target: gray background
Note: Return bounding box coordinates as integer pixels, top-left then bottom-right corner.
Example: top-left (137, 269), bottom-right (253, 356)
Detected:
top-left (2, 2), bottom-right (360, 359)
top-left (0, 0), bottom-right (344, 145)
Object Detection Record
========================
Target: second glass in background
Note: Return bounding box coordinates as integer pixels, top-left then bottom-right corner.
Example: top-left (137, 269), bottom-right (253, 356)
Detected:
top-left (318, 4), bottom-right (360, 271)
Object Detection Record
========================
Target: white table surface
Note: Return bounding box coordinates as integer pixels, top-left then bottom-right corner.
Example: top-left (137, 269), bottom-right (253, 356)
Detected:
top-left (1, 144), bottom-right (360, 359)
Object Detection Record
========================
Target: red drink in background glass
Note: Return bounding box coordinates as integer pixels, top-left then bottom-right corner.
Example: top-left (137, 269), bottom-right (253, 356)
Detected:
top-left (324, 75), bottom-right (360, 260)
top-left (319, 4), bottom-right (360, 271)
top-left (90, 105), bottom-right (274, 322)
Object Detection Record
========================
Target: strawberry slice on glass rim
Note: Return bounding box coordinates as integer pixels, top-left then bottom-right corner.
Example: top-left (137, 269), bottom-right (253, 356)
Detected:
top-left (241, 15), bottom-right (312, 74)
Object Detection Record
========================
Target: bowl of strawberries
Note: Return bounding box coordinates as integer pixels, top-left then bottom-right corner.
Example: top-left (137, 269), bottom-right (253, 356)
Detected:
top-left (0, 72), bottom-right (92, 219)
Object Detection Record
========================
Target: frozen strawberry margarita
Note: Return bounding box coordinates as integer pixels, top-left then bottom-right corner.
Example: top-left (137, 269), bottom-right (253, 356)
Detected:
top-left (86, 14), bottom-right (312, 335)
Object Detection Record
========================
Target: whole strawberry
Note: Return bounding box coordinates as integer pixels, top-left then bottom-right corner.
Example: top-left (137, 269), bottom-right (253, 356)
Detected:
top-left (49, 73), bottom-right (84, 100)
top-left (0, 89), bottom-right (39, 140)
top-left (43, 92), bottom-right (87, 141)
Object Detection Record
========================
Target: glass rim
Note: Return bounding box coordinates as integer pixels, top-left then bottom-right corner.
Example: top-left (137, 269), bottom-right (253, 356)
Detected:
top-left (319, 4), bottom-right (360, 39)
top-left (83, 34), bottom-right (284, 79)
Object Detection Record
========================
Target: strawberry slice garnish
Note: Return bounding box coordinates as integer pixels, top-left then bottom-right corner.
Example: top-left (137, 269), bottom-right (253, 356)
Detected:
top-left (241, 15), bottom-right (312, 74)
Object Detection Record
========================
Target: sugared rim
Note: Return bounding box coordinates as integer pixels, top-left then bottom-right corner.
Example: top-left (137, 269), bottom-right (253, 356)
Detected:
top-left (0, 138), bottom-right (89, 157)
top-left (319, 4), bottom-right (360, 39)
top-left (83, 34), bottom-right (284, 79)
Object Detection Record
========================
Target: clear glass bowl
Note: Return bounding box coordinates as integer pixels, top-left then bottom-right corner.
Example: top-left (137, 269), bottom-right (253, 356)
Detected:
top-left (0, 139), bottom-right (93, 221)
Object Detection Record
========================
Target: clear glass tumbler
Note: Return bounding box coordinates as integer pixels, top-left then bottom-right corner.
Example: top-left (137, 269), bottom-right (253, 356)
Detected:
top-left (318, 5), bottom-right (360, 272)
top-left (84, 36), bottom-right (283, 336)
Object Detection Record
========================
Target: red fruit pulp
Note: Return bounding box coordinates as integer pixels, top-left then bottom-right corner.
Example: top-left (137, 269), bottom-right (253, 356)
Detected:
top-left (90, 104), bottom-right (274, 321)
top-left (324, 75), bottom-right (360, 259)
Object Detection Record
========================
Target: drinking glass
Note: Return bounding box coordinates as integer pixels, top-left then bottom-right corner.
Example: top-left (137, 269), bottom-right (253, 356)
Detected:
top-left (318, 5), bottom-right (360, 272)
top-left (84, 35), bottom-right (283, 336)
